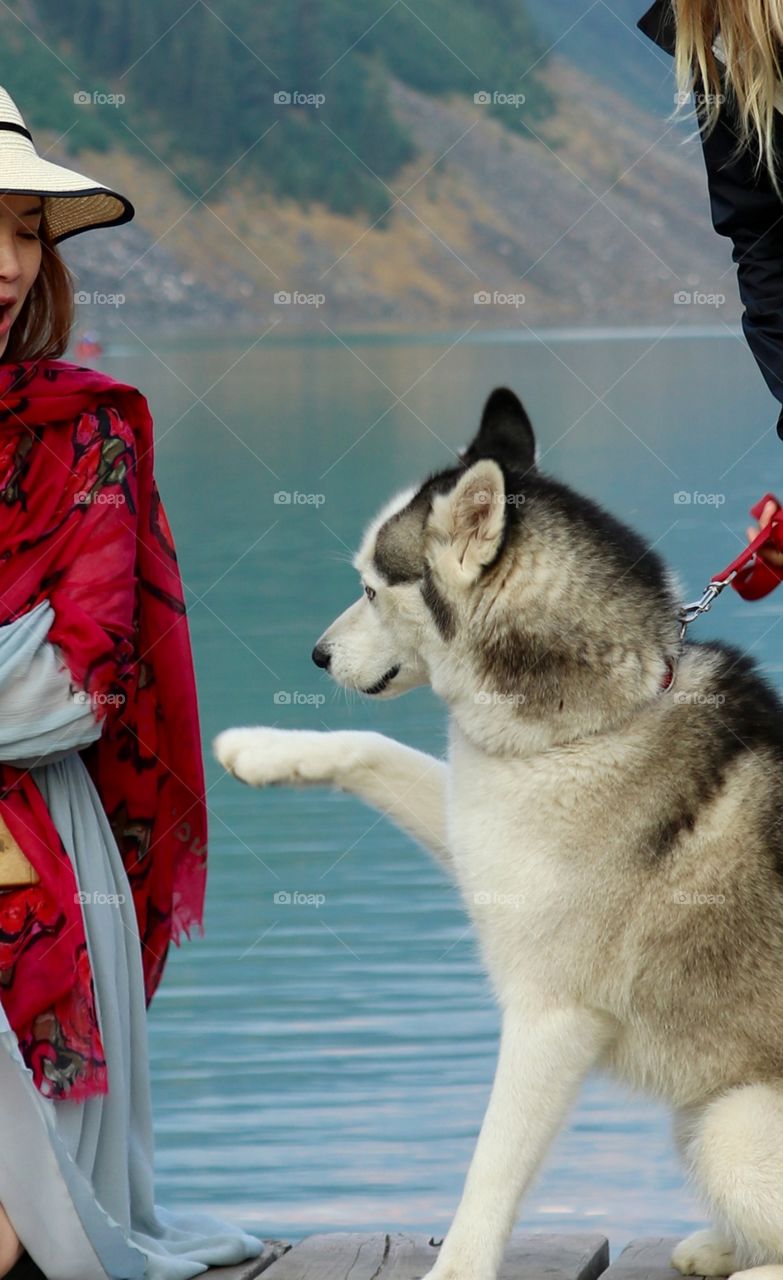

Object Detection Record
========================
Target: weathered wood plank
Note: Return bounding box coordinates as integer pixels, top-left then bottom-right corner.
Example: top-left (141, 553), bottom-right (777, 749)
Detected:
top-left (496, 1233), bottom-right (610, 1280)
top-left (602, 1239), bottom-right (690, 1280)
top-left (258, 1230), bottom-right (610, 1279)
top-left (206, 1237), bottom-right (293, 1278)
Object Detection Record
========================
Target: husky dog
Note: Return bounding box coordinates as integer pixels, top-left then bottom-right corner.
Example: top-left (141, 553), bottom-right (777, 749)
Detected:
top-left (215, 388), bottom-right (783, 1280)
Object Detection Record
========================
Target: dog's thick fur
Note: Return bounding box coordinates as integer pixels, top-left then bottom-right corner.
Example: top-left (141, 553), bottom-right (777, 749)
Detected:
top-left (215, 389), bottom-right (783, 1280)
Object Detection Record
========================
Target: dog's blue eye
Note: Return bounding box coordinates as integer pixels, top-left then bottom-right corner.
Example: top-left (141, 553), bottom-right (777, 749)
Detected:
top-left (364, 584), bottom-right (376, 601)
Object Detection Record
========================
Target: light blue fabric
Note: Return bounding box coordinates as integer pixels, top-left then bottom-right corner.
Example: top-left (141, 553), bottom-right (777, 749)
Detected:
top-left (0, 600), bottom-right (265, 1279)
top-left (0, 599), bottom-right (102, 768)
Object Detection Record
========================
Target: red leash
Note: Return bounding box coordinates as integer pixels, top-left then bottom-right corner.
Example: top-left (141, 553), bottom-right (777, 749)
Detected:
top-left (676, 492), bottom-right (783, 642)
top-left (724, 492), bottom-right (783, 600)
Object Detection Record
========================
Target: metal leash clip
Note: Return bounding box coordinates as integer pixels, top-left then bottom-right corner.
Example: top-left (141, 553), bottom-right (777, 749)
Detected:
top-left (676, 574), bottom-right (736, 642)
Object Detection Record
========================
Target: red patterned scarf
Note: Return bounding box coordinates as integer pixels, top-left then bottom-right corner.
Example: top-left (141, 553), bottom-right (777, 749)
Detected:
top-left (0, 358), bottom-right (207, 1101)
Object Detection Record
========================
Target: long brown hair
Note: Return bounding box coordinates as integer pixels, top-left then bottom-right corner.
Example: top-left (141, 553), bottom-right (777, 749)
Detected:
top-left (2, 225), bottom-right (75, 362)
top-left (674, 0), bottom-right (783, 193)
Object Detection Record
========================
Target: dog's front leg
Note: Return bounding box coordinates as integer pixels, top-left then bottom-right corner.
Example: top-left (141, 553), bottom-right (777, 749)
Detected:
top-left (214, 726), bottom-right (452, 873)
top-left (423, 1004), bottom-right (615, 1280)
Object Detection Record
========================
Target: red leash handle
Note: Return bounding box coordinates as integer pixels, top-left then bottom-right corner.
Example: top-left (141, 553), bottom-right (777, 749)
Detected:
top-left (727, 492), bottom-right (783, 600)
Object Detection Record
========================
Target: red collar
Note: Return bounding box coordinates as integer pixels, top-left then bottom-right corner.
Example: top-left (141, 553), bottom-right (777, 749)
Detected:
top-left (660, 656), bottom-right (676, 692)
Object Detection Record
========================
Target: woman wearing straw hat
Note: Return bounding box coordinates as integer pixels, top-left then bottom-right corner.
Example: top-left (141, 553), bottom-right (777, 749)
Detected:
top-left (0, 87), bottom-right (265, 1279)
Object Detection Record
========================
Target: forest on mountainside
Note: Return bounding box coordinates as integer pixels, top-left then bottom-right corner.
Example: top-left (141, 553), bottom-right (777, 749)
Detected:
top-left (13, 0), bottom-right (554, 220)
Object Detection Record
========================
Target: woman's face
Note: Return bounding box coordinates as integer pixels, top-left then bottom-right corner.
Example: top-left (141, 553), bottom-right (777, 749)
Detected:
top-left (0, 193), bottom-right (43, 358)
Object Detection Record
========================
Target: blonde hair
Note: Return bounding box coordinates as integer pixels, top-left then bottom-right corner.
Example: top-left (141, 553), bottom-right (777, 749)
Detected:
top-left (2, 225), bottom-right (75, 363)
top-left (673, 0), bottom-right (783, 194)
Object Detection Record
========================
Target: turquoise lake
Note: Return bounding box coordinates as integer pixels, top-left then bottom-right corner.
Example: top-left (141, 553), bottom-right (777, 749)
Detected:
top-left (94, 326), bottom-right (783, 1253)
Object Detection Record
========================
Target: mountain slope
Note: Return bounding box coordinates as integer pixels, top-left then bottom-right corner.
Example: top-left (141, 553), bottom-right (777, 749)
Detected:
top-left (1, 0), bottom-right (737, 337)
top-left (54, 53), bottom-right (739, 338)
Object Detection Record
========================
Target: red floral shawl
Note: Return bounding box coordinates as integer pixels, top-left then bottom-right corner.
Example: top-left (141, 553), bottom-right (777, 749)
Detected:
top-left (0, 358), bottom-right (207, 1102)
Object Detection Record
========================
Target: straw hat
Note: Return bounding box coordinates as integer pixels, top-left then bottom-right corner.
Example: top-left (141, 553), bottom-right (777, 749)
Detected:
top-left (0, 85), bottom-right (134, 244)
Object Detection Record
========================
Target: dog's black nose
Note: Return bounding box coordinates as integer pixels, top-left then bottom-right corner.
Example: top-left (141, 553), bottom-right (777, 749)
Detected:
top-left (312, 644), bottom-right (331, 670)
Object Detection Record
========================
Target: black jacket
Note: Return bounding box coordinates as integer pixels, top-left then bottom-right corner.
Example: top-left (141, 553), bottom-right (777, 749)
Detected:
top-left (639, 0), bottom-right (783, 439)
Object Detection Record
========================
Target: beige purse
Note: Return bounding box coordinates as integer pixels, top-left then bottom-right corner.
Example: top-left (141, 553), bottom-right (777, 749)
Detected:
top-left (0, 814), bottom-right (39, 887)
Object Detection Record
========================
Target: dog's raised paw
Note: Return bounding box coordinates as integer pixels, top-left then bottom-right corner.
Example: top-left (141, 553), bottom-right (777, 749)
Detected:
top-left (213, 726), bottom-right (340, 789)
top-left (672, 1230), bottom-right (738, 1277)
top-left (213, 726), bottom-right (303, 787)
top-left (213, 727), bottom-right (266, 781)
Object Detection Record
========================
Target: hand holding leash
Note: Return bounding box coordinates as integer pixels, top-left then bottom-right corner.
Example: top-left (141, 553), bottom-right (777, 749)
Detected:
top-left (677, 492), bottom-right (783, 638)
top-left (731, 492), bottom-right (783, 600)
top-left (745, 497), bottom-right (783, 570)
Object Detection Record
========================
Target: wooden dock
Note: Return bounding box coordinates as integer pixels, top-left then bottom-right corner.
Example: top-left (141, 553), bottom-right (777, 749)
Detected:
top-left (207, 1233), bottom-right (696, 1280)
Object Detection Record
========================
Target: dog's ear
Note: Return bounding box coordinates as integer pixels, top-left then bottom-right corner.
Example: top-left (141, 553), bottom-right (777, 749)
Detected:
top-left (463, 387), bottom-right (536, 474)
top-left (428, 459), bottom-right (506, 583)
